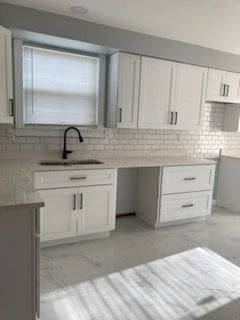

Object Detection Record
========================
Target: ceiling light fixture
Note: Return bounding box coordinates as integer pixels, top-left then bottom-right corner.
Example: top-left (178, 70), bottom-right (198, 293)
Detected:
top-left (70, 6), bottom-right (88, 15)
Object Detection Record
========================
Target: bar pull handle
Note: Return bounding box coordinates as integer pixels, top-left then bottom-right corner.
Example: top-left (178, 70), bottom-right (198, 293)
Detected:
top-left (220, 83), bottom-right (225, 96)
top-left (118, 108), bottom-right (123, 123)
top-left (9, 99), bottom-right (14, 116)
top-left (170, 111), bottom-right (174, 124)
top-left (79, 193), bottom-right (83, 210)
top-left (226, 84), bottom-right (230, 97)
top-left (70, 176), bottom-right (87, 180)
top-left (73, 194), bottom-right (77, 210)
top-left (182, 204), bottom-right (194, 208)
top-left (184, 177), bottom-right (196, 181)
top-left (175, 111), bottom-right (178, 125)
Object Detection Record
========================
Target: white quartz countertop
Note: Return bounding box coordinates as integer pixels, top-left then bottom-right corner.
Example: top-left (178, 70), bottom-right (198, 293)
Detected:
top-left (26, 155), bottom-right (216, 172)
top-left (221, 149), bottom-right (240, 160)
top-left (0, 154), bottom-right (216, 210)
top-left (0, 168), bottom-right (44, 210)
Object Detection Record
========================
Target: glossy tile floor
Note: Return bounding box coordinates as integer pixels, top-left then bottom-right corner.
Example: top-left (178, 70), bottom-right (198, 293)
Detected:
top-left (40, 207), bottom-right (240, 319)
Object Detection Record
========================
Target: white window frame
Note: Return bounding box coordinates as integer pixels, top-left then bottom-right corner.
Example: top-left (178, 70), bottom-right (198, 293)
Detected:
top-left (13, 39), bottom-right (106, 129)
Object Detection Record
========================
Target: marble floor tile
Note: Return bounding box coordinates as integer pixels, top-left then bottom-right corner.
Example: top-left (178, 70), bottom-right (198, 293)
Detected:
top-left (40, 206), bottom-right (240, 319)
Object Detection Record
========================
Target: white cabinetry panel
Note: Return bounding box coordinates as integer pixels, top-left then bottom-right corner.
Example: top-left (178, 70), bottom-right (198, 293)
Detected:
top-left (174, 64), bottom-right (207, 127)
top-left (206, 69), bottom-right (226, 102)
top-left (136, 164), bottom-right (215, 228)
top-left (34, 169), bottom-right (116, 189)
top-left (162, 165), bottom-right (215, 194)
top-left (0, 25), bottom-right (13, 124)
top-left (78, 185), bottom-right (116, 235)
top-left (39, 188), bottom-right (77, 241)
top-left (35, 169), bottom-right (117, 244)
top-left (138, 57), bottom-right (175, 128)
top-left (106, 52), bottom-right (140, 128)
top-left (206, 68), bottom-right (240, 103)
top-left (161, 191), bottom-right (212, 222)
top-left (226, 72), bottom-right (240, 103)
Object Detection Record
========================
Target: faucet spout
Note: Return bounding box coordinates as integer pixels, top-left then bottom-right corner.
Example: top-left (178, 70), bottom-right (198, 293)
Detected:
top-left (63, 127), bottom-right (84, 159)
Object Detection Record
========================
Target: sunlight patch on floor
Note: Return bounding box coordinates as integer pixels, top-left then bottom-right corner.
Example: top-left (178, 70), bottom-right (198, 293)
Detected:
top-left (40, 247), bottom-right (240, 320)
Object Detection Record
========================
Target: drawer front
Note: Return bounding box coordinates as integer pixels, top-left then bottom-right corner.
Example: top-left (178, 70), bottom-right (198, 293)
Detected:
top-left (160, 191), bottom-right (212, 222)
top-left (34, 169), bottom-right (117, 189)
top-left (162, 165), bottom-right (215, 194)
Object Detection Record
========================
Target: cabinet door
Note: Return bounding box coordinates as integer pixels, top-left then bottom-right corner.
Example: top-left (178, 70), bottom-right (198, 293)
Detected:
top-left (0, 26), bottom-right (13, 124)
top-left (225, 72), bottom-right (240, 103)
top-left (138, 57), bottom-right (176, 129)
top-left (39, 188), bottom-right (77, 241)
top-left (78, 185), bottom-right (116, 235)
top-left (117, 53), bottom-right (140, 128)
top-left (206, 68), bottom-right (226, 102)
top-left (174, 63), bottom-right (207, 127)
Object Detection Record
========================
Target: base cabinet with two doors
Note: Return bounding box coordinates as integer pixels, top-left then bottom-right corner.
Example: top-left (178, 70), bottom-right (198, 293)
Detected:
top-left (34, 169), bottom-right (117, 243)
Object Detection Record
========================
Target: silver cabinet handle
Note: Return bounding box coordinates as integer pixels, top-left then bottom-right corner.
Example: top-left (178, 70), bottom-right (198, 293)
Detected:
top-left (79, 193), bottom-right (83, 210)
top-left (175, 111), bottom-right (178, 125)
top-left (226, 84), bottom-right (230, 97)
top-left (182, 204), bottom-right (194, 208)
top-left (170, 111), bottom-right (174, 124)
top-left (118, 108), bottom-right (123, 123)
top-left (70, 176), bottom-right (87, 180)
top-left (184, 177), bottom-right (196, 181)
top-left (73, 194), bottom-right (77, 210)
top-left (8, 99), bottom-right (14, 116)
top-left (220, 83), bottom-right (225, 96)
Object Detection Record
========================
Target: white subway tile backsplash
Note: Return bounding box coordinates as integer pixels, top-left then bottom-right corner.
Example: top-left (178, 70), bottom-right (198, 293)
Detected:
top-left (0, 104), bottom-right (239, 158)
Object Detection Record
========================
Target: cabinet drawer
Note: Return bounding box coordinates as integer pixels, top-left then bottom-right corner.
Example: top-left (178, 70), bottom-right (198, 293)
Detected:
top-left (160, 191), bottom-right (212, 222)
top-left (162, 165), bottom-right (215, 194)
top-left (34, 169), bottom-right (117, 189)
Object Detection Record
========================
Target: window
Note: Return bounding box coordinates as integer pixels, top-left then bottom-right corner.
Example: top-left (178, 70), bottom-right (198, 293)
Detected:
top-left (22, 45), bottom-right (99, 126)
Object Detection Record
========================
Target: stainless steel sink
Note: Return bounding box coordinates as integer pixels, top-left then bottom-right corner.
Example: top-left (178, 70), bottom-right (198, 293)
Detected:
top-left (39, 159), bottom-right (103, 166)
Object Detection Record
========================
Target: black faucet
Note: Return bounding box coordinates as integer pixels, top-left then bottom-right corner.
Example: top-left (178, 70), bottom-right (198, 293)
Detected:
top-left (63, 127), bottom-right (84, 159)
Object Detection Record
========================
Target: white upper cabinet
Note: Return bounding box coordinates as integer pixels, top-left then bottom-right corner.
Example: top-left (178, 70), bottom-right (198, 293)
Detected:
top-left (206, 68), bottom-right (240, 103)
top-left (138, 57), bottom-right (176, 129)
top-left (0, 25), bottom-right (13, 124)
top-left (106, 52), bottom-right (140, 128)
top-left (107, 52), bottom-right (208, 130)
top-left (174, 63), bottom-right (207, 127)
top-left (225, 72), bottom-right (240, 103)
top-left (206, 69), bottom-right (226, 103)
top-left (138, 58), bottom-right (206, 129)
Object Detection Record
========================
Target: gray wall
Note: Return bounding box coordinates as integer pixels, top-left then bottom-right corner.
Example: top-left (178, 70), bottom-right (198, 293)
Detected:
top-left (1, 3), bottom-right (240, 72)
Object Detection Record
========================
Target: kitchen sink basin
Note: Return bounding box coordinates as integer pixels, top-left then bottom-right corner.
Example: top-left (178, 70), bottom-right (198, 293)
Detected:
top-left (39, 159), bottom-right (103, 166)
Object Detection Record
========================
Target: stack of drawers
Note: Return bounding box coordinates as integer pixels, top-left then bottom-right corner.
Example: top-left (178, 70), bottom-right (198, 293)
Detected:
top-left (160, 165), bottom-right (215, 223)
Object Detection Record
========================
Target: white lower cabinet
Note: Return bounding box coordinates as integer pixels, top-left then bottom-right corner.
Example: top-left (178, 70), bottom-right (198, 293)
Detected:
top-left (39, 188), bottom-right (77, 242)
top-left (34, 169), bottom-right (117, 244)
top-left (160, 191), bottom-right (212, 223)
top-left (78, 185), bottom-right (116, 235)
top-left (136, 165), bottom-right (215, 227)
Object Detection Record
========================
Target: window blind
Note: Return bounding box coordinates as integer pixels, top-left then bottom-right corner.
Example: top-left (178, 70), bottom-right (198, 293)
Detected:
top-left (22, 45), bottom-right (99, 125)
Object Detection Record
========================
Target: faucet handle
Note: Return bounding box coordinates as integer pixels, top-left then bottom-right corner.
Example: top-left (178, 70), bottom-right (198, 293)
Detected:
top-left (63, 149), bottom-right (73, 159)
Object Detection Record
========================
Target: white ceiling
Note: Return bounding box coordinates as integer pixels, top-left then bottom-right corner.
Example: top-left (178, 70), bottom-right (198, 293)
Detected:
top-left (2, 0), bottom-right (240, 55)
